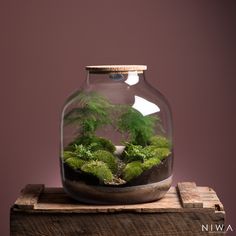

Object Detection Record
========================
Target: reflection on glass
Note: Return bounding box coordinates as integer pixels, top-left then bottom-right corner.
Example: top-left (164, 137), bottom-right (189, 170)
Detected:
top-left (132, 95), bottom-right (160, 116)
top-left (124, 71), bottom-right (139, 86)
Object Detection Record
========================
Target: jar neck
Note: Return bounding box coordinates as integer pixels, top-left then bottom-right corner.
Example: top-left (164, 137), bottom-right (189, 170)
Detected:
top-left (86, 71), bottom-right (146, 87)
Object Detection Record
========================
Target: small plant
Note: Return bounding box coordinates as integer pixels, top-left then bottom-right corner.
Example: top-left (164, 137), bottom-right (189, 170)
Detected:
top-left (81, 160), bottom-right (113, 183)
top-left (122, 143), bottom-right (146, 163)
top-left (123, 142), bottom-right (171, 163)
top-left (64, 92), bottom-right (113, 137)
top-left (118, 107), bottom-right (158, 146)
top-left (72, 144), bottom-right (93, 160)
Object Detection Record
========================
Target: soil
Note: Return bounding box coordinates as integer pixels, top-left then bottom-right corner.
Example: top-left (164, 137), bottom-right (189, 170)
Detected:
top-left (63, 176), bottom-right (173, 204)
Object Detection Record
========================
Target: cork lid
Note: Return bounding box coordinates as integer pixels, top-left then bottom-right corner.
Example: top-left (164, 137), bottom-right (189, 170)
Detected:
top-left (86, 65), bottom-right (147, 73)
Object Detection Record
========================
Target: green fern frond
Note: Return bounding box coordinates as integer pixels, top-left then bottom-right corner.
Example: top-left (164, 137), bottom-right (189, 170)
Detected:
top-left (64, 92), bottom-right (113, 136)
top-left (118, 107), bottom-right (159, 145)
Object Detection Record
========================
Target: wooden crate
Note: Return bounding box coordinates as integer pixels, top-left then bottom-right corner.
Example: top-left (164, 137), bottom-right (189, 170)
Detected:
top-left (10, 182), bottom-right (225, 236)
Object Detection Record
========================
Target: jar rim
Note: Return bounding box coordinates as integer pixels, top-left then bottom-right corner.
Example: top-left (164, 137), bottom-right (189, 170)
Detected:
top-left (85, 65), bottom-right (147, 73)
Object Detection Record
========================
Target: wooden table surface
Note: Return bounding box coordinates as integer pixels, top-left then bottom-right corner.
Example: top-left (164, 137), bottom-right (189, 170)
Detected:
top-left (10, 182), bottom-right (225, 236)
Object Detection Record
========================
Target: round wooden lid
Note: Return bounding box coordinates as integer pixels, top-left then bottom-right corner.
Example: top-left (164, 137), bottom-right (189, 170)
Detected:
top-left (85, 65), bottom-right (147, 73)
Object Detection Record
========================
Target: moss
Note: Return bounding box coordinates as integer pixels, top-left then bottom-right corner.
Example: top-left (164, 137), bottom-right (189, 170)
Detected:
top-left (123, 143), bottom-right (168, 163)
top-left (92, 150), bottom-right (118, 173)
top-left (122, 161), bottom-right (143, 181)
top-left (90, 137), bottom-right (115, 153)
top-left (65, 157), bottom-right (86, 170)
top-left (143, 146), bottom-right (171, 160)
top-left (154, 147), bottom-right (171, 160)
top-left (142, 157), bottom-right (161, 170)
top-left (68, 136), bottom-right (115, 153)
top-left (63, 151), bottom-right (77, 161)
top-left (149, 136), bottom-right (171, 149)
top-left (81, 160), bottom-right (113, 183)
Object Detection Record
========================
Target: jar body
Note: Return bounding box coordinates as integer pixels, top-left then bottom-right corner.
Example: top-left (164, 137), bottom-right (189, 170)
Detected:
top-left (60, 66), bottom-right (173, 204)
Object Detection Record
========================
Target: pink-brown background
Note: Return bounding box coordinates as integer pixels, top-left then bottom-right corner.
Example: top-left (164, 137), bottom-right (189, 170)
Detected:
top-left (0, 0), bottom-right (235, 235)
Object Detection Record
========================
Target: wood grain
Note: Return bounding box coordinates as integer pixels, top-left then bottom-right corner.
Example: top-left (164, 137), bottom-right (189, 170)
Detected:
top-left (177, 182), bottom-right (203, 208)
top-left (10, 182), bottom-right (225, 236)
top-left (10, 211), bottom-right (225, 236)
top-left (85, 65), bottom-right (147, 73)
top-left (14, 184), bottom-right (44, 210)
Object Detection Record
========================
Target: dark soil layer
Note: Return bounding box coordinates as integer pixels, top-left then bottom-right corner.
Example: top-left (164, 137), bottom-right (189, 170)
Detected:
top-left (63, 154), bottom-right (173, 187)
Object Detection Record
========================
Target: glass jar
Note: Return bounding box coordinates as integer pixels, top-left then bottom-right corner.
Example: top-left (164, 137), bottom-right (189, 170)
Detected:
top-left (60, 65), bottom-right (173, 204)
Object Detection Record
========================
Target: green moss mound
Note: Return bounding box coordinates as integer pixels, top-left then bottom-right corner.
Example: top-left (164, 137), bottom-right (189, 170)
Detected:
top-left (149, 136), bottom-right (171, 149)
top-left (142, 157), bottom-right (161, 170)
top-left (144, 146), bottom-right (171, 161)
top-left (92, 150), bottom-right (118, 173)
top-left (122, 161), bottom-right (143, 181)
top-left (90, 137), bottom-right (116, 153)
top-left (63, 151), bottom-right (77, 161)
top-left (65, 157), bottom-right (86, 170)
top-left (81, 160), bottom-right (113, 183)
top-left (68, 136), bottom-right (115, 153)
top-left (155, 147), bottom-right (171, 160)
top-left (123, 142), bottom-right (171, 164)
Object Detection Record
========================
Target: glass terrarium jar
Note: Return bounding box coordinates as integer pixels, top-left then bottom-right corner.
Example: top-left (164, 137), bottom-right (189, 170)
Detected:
top-left (60, 65), bottom-right (173, 204)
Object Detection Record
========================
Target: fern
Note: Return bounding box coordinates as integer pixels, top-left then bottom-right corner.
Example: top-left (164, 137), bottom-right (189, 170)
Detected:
top-left (118, 107), bottom-right (158, 146)
top-left (64, 144), bottom-right (93, 161)
top-left (123, 143), bottom-right (146, 163)
top-left (64, 92), bottom-right (113, 136)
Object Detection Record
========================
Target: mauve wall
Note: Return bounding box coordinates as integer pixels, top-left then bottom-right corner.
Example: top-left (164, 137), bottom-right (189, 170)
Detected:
top-left (0, 1), bottom-right (236, 235)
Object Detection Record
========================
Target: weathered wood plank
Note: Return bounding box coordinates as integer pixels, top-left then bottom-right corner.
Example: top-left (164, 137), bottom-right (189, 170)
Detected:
top-left (10, 210), bottom-right (225, 236)
top-left (11, 183), bottom-right (224, 213)
top-left (14, 184), bottom-right (44, 210)
top-left (177, 182), bottom-right (203, 208)
top-left (10, 183), bottom-right (225, 236)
